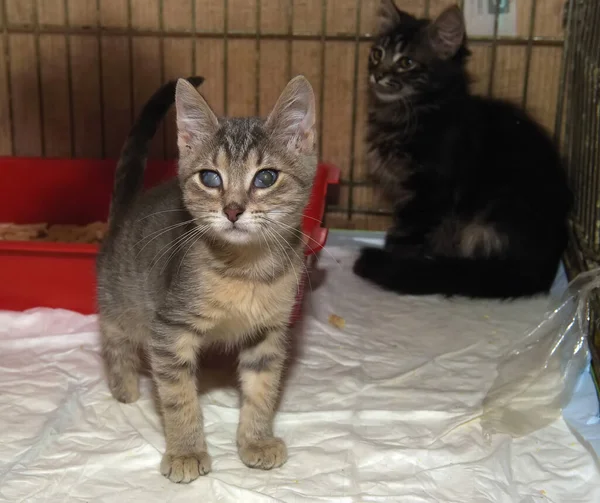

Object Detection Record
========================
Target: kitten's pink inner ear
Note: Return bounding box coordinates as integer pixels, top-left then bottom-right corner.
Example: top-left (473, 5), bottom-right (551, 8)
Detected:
top-left (267, 76), bottom-right (316, 154)
top-left (175, 78), bottom-right (218, 149)
top-left (429, 6), bottom-right (465, 59)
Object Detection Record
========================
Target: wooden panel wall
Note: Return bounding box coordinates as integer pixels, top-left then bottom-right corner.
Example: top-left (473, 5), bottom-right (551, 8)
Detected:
top-left (0, 0), bottom-right (566, 230)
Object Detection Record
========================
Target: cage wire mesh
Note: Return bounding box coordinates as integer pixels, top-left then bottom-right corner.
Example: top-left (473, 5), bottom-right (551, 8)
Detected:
top-left (560, 0), bottom-right (600, 389)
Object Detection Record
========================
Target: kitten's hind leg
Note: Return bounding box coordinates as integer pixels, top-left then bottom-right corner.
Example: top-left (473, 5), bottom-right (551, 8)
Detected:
top-left (100, 319), bottom-right (142, 404)
top-left (237, 327), bottom-right (288, 470)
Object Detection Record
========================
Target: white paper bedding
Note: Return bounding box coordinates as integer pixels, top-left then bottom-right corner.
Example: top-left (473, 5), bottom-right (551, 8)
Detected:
top-left (0, 238), bottom-right (599, 502)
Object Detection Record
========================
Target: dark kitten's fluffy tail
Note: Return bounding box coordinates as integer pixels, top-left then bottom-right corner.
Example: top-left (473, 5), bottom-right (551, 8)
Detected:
top-left (109, 76), bottom-right (204, 223)
top-left (353, 247), bottom-right (559, 298)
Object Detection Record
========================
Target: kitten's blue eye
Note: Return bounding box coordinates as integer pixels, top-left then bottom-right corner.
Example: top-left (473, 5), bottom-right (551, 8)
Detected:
top-left (199, 170), bottom-right (222, 188)
top-left (253, 169), bottom-right (278, 188)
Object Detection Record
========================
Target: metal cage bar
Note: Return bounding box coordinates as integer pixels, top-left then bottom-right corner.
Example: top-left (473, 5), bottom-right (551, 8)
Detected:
top-left (286, 0), bottom-right (294, 81)
top-left (1, 0), bottom-right (14, 156)
top-left (96, 0), bottom-right (106, 159)
top-left (254, 0), bottom-right (262, 116)
top-left (521, 0), bottom-right (538, 109)
top-left (223, 0), bottom-right (230, 116)
top-left (347, 0), bottom-right (363, 221)
top-left (486, 0), bottom-right (501, 97)
top-left (1, 23), bottom-right (566, 45)
top-left (318, 0), bottom-right (328, 159)
top-left (158, 0), bottom-right (166, 158)
top-left (127, 0), bottom-right (135, 125)
top-left (64, 0), bottom-right (76, 157)
top-left (33, 0), bottom-right (45, 156)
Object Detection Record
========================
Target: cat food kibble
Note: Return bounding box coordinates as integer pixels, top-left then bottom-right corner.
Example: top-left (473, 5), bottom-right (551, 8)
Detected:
top-left (0, 222), bottom-right (108, 244)
top-left (328, 314), bottom-right (345, 330)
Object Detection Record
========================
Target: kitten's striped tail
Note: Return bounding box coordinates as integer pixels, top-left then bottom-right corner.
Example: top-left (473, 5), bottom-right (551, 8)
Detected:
top-left (109, 76), bottom-right (204, 224)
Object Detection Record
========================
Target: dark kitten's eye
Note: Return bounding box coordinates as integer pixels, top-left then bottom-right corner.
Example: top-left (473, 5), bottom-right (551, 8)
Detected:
top-left (253, 169), bottom-right (278, 188)
top-left (370, 47), bottom-right (384, 65)
top-left (199, 170), bottom-right (222, 188)
top-left (397, 56), bottom-right (415, 70)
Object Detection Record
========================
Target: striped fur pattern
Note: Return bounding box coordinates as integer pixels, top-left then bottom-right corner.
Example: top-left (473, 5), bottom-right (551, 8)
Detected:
top-left (97, 76), bottom-right (317, 483)
top-left (354, 2), bottom-right (572, 298)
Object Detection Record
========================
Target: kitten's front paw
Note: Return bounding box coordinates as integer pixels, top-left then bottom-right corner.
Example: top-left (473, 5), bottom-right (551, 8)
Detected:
top-left (238, 437), bottom-right (288, 470)
top-left (108, 375), bottom-right (140, 404)
top-left (160, 451), bottom-right (212, 483)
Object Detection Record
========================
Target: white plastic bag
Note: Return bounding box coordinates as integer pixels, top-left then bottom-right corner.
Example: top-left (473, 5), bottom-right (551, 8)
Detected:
top-left (481, 268), bottom-right (600, 437)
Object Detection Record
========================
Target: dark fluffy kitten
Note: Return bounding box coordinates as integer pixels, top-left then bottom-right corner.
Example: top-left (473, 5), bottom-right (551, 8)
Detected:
top-left (353, 1), bottom-right (572, 298)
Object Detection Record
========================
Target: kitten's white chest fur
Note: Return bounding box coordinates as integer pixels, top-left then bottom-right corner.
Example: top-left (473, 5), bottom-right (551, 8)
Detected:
top-left (191, 268), bottom-right (299, 343)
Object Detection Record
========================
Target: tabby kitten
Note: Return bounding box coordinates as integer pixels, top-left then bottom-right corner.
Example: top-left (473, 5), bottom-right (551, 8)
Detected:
top-left (353, 1), bottom-right (572, 298)
top-left (97, 75), bottom-right (317, 483)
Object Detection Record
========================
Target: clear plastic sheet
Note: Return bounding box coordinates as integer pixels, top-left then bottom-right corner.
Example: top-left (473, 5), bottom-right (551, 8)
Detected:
top-left (482, 268), bottom-right (600, 438)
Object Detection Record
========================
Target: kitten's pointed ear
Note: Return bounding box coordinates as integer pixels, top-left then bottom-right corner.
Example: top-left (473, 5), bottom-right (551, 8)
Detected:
top-left (378, 0), bottom-right (407, 34)
top-left (175, 78), bottom-right (218, 152)
top-left (266, 75), bottom-right (316, 155)
top-left (428, 5), bottom-right (465, 59)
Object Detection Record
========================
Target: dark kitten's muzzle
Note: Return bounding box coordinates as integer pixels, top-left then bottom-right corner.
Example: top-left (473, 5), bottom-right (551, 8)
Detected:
top-left (370, 73), bottom-right (402, 91)
top-left (371, 71), bottom-right (392, 85)
top-left (371, 71), bottom-right (384, 83)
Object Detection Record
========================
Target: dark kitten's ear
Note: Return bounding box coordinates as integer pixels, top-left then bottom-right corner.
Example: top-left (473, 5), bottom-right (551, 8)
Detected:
top-left (377, 0), bottom-right (409, 34)
top-left (428, 5), bottom-right (465, 59)
top-left (266, 75), bottom-right (316, 155)
top-left (175, 78), bottom-right (219, 152)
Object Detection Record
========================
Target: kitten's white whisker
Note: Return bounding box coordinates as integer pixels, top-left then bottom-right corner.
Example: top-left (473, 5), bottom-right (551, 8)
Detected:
top-left (159, 225), bottom-right (209, 275)
top-left (258, 229), bottom-right (276, 280)
top-left (176, 225), bottom-right (213, 277)
top-left (134, 219), bottom-right (196, 256)
top-left (263, 217), bottom-right (342, 269)
top-left (267, 211), bottom-right (324, 224)
top-left (267, 225), bottom-right (313, 295)
top-left (135, 209), bottom-right (188, 222)
top-left (146, 231), bottom-right (193, 276)
top-left (264, 227), bottom-right (301, 295)
top-left (147, 225), bottom-right (205, 278)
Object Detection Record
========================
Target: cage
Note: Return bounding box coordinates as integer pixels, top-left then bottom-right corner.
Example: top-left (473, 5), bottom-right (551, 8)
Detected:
top-left (0, 1), bottom-right (597, 383)
top-left (561, 0), bottom-right (600, 392)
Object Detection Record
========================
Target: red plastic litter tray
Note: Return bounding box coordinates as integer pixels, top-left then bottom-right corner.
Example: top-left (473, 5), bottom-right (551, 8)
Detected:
top-left (0, 157), bottom-right (340, 321)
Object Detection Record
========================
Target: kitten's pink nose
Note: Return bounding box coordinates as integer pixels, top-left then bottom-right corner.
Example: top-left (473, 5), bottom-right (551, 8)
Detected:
top-left (223, 204), bottom-right (245, 223)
